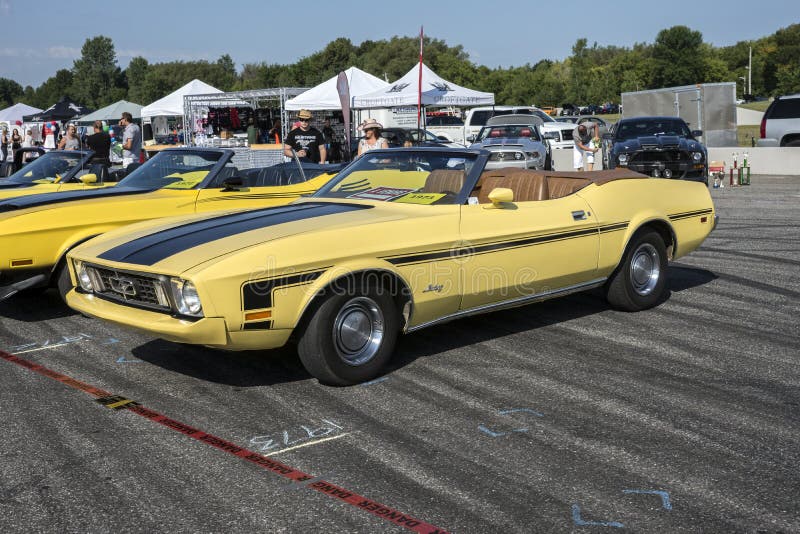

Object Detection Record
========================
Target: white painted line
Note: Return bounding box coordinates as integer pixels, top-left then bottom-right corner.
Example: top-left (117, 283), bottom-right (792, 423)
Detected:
top-left (266, 432), bottom-right (351, 456)
top-left (12, 342), bottom-right (75, 355)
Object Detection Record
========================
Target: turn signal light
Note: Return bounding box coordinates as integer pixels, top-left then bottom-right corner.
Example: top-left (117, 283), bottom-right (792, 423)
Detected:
top-left (245, 310), bottom-right (272, 321)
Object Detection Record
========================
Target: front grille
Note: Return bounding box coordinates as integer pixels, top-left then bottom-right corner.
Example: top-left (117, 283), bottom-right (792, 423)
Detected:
top-left (87, 265), bottom-right (171, 312)
top-left (489, 151), bottom-right (525, 162)
top-left (629, 150), bottom-right (689, 164)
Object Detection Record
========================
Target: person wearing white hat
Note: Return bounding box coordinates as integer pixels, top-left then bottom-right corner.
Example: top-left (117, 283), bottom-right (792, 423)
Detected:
top-left (283, 109), bottom-right (326, 163)
top-left (357, 118), bottom-right (388, 157)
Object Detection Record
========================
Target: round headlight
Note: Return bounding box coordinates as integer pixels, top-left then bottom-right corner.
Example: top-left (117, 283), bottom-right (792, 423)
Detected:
top-left (75, 261), bottom-right (93, 292)
top-left (618, 153), bottom-right (629, 165)
top-left (692, 151), bottom-right (703, 162)
top-left (181, 281), bottom-right (202, 315)
top-left (514, 152), bottom-right (523, 160)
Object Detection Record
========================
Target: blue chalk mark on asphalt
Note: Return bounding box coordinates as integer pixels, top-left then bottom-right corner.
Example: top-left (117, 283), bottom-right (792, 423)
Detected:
top-left (499, 408), bottom-right (544, 417)
top-left (103, 338), bottom-right (121, 345)
top-left (360, 376), bottom-right (388, 386)
top-left (116, 356), bottom-right (142, 363)
top-left (572, 504), bottom-right (624, 528)
top-left (623, 489), bottom-right (672, 510)
top-left (478, 424), bottom-right (528, 437)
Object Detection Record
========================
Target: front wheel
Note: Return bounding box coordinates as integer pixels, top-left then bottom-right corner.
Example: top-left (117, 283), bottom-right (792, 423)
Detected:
top-left (605, 230), bottom-right (668, 311)
top-left (297, 284), bottom-right (399, 386)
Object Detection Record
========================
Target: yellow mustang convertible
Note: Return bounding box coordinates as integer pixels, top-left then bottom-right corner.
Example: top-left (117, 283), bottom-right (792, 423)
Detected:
top-left (67, 147), bottom-right (716, 385)
top-left (0, 149), bottom-right (120, 200)
top-left (0, 148), bottom-right (340, 300)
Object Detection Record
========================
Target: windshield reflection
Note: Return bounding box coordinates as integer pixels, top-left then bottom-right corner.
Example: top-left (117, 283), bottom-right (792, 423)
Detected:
top-left (8, 152), bottom-right (84, 184)
top-left (118, 150), bottom-right (223, 190)
top-left (314, 150), bottom-right (478, 205)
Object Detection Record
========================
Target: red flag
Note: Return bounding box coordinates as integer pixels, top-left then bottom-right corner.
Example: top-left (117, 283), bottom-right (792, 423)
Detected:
top-left (418, 26), bottom-right (424, 130)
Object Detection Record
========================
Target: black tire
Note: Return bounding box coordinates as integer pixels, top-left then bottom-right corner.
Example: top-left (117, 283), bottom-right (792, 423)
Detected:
top-left (605, 230), bottom-right (668, 311)
top-left (297, 284), bottom-right (399, 386)
top-left (544, 150), bottom-right (553, 171)
top-left (56, 261), bottom-right (72, 303)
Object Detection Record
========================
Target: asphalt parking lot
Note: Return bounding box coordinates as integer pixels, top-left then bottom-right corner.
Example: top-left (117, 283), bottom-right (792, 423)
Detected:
top-left (1, 175), bottom-right (798, 533)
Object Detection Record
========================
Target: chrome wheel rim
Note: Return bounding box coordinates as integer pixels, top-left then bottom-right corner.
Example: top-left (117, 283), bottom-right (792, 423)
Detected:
top-left (630, 243), bottom-right (661, 296)
top-left (333, 296), bottom-right (384, 366)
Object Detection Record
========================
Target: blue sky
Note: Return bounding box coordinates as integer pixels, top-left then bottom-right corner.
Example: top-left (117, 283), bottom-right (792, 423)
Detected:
top-left (0, 0), bottom-right (795, 89)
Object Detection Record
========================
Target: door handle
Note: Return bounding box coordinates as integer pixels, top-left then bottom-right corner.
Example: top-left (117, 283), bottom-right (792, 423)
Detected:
top-left (572, 210), bottom-right (587, 221)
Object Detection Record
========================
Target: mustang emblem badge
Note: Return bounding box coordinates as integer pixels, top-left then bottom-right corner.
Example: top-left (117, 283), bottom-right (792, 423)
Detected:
top-left (109, 275), bottom-right (137, 296)
top-left (423, 284), bottom-right (444, 293)
top-left (387, 82), bottom-right (410, 93)
top-left (430, 82), bottom-right (453, 92)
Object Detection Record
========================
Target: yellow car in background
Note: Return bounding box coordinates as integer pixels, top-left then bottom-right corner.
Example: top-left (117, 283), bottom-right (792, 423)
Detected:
top-left (0, 148), bottom-right (340, 300)
top-left (66, 147), bottom-right (717, 386)
top-left (0, 149), bottom-right (120, 199)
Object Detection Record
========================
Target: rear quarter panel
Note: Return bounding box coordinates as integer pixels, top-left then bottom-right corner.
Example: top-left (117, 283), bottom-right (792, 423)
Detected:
top-left (577, 178), bottom-right (715, 274)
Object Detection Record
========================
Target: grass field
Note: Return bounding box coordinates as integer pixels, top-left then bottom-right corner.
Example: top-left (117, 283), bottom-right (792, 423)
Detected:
top-left (737, 125), bottom-right (760, 147)
top-left (739, 101), bottom-right (771, 112)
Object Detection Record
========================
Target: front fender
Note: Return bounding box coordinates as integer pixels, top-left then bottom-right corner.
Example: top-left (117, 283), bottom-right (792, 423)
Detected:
top-left (288, 258), bottom-right (413, 330)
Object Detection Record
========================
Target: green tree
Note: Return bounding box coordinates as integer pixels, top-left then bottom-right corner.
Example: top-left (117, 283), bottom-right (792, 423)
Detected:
top-left (31, 69), bottom-right (74, 109)
top-left (0, 78), bottom-right (24, 107)
top-left (125, 57), bottom-right (150, 104)
top-left (71, 35), bottom-right (125, 108)
top-left (651, 26), bottom-right (706, 88)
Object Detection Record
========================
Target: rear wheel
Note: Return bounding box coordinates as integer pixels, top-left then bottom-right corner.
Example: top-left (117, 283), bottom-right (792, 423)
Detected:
top-left (605, 230), bottom-right (668, 311)
top-left (297, 284), bottom-right (399, 386)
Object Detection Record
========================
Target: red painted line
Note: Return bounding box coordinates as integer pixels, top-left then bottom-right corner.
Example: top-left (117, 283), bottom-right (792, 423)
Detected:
top-left (0, 350), bottom-right (448, 533)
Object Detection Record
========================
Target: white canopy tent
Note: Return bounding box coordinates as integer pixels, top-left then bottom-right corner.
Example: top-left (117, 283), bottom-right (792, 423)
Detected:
top-left (0, 102), bottom-right (43, 127)
top-left (352, 63), bottom-right (494, 109)
top-left (141, 79), bottom-right (222, 118)
top-left (285, 67), bottom-right (389, 110)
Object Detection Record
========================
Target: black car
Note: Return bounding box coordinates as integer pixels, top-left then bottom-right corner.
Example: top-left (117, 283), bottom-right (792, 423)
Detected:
top-left (603, 116), bottom-right (708, 183)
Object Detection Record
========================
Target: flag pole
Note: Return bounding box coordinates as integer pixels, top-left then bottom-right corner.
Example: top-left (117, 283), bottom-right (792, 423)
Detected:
top-left (417, 26), bottom-right (423, 144)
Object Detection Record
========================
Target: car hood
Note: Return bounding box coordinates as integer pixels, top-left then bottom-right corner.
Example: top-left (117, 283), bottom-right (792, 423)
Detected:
top-left (73, 199), bottom-right (457, 275)
top-left (0, 186), bottom-right (153, 214)
top-left (469, 138), bottom-right (542, 149)
top-left (613, 136), bottom-right (704, 152)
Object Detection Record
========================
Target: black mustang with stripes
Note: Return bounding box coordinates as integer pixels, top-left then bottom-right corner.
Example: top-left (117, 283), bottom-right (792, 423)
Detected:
top-left (65, 147), bottom-right (716, 386)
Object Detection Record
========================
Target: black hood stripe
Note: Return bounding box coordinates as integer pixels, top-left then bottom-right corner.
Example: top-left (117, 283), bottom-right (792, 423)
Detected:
top-left (0, 186), bottom-right (152, 213)
top-left (0, 182), bottom-right (34, 190)
top-left (98, 202), bottom-right (370, 266)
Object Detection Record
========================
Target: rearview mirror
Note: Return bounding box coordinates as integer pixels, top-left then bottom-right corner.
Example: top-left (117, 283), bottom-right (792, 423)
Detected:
top-left (221, 176), bottom-right (244, 191)
top-left (484, 187), bottom-right (514, 209)
top-left (79, 173), bottom-right (97, 184)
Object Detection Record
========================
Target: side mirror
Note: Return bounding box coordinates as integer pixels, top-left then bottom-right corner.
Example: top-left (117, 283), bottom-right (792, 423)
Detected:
top-left (484, 187), bottom-right (514, 209)
top-left (79, 173), bottom-right (97, 184)
top-left (466, 134), bottom-right (476, 143)
top-left (221, 176), bottom-right (244, 191)
top-left (691, 130), bottom-right (703, 137)
top-left (602, 132), bottom-right (613, 140)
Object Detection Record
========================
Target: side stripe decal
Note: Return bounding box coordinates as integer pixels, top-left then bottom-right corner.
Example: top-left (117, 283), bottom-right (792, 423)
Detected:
top-left (242, 269), bottom-right (327, 311)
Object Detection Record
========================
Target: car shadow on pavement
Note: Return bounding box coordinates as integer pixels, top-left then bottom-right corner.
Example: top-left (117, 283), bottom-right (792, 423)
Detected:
top-left (0, 289), bottom-right (78, 320)
top-left (128, 265), bottom-right (717, 387)
top-left (130, 341), bottom-right (310, 387)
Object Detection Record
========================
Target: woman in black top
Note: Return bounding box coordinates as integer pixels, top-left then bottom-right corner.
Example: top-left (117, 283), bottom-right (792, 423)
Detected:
top-left (10, 128), bottom-right (21, 159)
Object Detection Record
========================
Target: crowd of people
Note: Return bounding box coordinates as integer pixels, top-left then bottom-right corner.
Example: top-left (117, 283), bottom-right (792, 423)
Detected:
top-left (1, 111), bottom-right (141, 168)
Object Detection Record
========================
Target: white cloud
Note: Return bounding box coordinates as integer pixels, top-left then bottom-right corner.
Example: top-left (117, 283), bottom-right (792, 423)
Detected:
top-left (0, 46), bottom-right (79, 59)
top-left (0, 0), bottom-right (10, 14)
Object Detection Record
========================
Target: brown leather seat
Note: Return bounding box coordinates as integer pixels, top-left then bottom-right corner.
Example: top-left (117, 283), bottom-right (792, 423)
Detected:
top-left (547, 176), bottom-right (592, 199)
top-left (478, 169), bottom-right (549, 203)
top-left (421, 169), bottom-right (465, 194)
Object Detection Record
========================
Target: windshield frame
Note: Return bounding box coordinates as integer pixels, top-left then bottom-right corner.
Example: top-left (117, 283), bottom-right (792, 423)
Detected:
top-left (6, 150), bottom-right (93, 185)
top-left (312, 147), bottom-right (488, 206)
top-left (116, 148), bottom-right (232, 190)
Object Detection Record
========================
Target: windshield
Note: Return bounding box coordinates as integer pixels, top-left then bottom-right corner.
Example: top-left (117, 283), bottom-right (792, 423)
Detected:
top-left (8, 151), bottom-right (84, 184)
top-left (615, 119), bottom-right (693, 142)
top-left (475, 125), bottom-right (541, 142)
top-left (314, 150), bottom-right (479, 205)
top-left (118, 150), bottom-right (224, 190)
